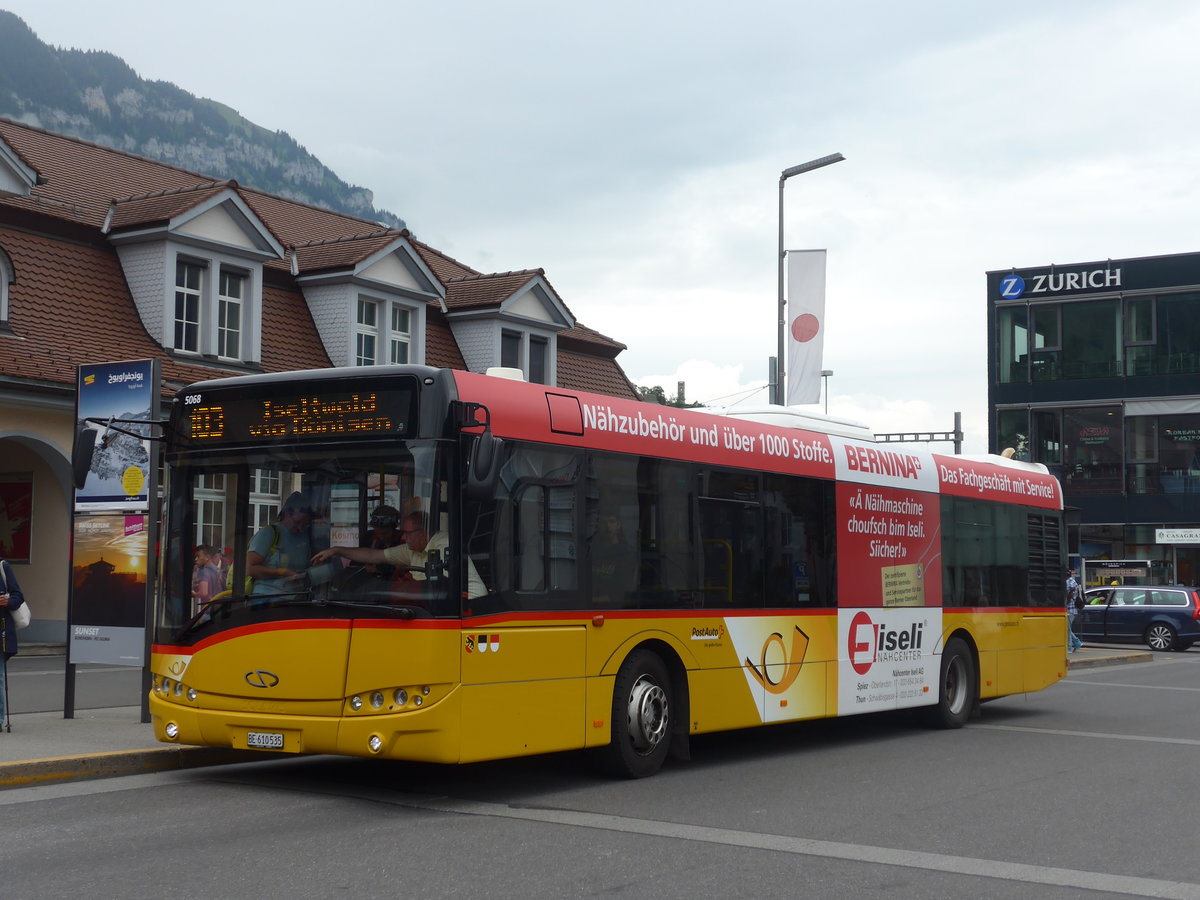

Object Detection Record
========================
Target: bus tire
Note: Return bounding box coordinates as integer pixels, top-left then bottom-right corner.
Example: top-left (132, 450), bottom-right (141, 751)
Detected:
top-left (919, 637), bottom-right (976, 729)
top-left (603, 649), bottom-right (673, 778)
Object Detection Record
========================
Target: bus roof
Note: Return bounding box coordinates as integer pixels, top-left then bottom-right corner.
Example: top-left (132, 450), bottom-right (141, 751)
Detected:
top-left (695, 405), bottom-right (875, 442)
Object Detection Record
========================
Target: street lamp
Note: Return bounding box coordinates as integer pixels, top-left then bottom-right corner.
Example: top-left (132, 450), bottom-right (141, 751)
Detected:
top-left (776, 153), bottom-right (845, 406)
top-left (821, 369), bottom-right (833, 414)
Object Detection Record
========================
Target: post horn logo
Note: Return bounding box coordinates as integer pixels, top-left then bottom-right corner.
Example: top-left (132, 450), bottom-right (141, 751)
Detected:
top-left (745, 626), bottom-right (810, 694)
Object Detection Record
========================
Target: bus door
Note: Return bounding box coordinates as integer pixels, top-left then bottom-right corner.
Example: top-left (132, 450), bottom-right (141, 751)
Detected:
top-left (457, 443), bottom-right (589, 761)
top-left (697, 469), bottom-right (764, 609)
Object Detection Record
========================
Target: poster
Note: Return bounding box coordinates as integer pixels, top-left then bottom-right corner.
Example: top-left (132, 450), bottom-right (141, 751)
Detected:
top-left (74, 360), bottom-right (157, 511)
top-left (69, 514), bottom-right (147, 665)
top-left (0, 472), bottom-right (32, 563)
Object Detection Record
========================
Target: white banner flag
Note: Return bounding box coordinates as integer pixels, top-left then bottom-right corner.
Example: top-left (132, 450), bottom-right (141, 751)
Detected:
top-left (786, 249), bottom-right (827, 405)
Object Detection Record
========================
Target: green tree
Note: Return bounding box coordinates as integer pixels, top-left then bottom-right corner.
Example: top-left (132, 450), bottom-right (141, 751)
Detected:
top-left (636, 385), bottom-right (700, 408)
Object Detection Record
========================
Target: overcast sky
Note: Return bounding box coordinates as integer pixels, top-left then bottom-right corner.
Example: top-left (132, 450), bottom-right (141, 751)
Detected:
top-left (6, 1), bottom-right (1198, 452)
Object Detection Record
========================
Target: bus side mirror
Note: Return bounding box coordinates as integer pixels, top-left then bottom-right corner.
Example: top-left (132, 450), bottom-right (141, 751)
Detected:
top-left (466, 431), bottom-right (504, 502)
top-left (72, 426), bottom-right (98, 490)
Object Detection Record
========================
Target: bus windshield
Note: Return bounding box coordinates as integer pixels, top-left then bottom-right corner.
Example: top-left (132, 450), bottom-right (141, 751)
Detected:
top-left (160, 439), bottom-right (457, 643)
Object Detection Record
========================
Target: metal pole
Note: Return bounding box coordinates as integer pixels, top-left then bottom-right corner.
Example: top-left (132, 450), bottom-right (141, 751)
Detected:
top-left (777, 176), bottom-right (787, 406)
top-left (775, 153), bottom-right (845, 408)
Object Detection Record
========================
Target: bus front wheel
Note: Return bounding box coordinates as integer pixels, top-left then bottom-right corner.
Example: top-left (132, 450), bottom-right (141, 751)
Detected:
top-left (919, 637), bottom-right (976, 729)
top-left (603, 649), bottom-right (673, 778)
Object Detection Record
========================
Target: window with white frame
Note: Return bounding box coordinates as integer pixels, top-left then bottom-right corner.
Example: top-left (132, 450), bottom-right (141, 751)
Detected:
top-left (217, 269), bottom-right (244, 359)
top-left (355, 296), bottom-right (416, 367)
top-left (174, 260), bottom-right (203, 352)
top-left (390, 306), bottom-right (411, 364)
top-left (251, 469), bottom-right (282, 531)
top-left (193, 472), bottom-right (227, 548)
top-left (356, 298), bottom-right (378, 365)
top-left (171, 256), bottom-right (253, 361)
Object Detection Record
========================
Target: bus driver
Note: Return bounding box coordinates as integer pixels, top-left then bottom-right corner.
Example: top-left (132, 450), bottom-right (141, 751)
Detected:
top-left (311, 511), bottom-right (486, 601)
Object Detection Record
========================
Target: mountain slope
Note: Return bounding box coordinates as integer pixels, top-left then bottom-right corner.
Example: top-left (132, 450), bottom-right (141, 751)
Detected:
top-left (0, 10), bottom-right (405, 228)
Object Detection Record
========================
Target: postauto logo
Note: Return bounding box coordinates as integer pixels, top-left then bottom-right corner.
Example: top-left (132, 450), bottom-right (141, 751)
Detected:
top-left (847, 611), bottom-right (926, 676)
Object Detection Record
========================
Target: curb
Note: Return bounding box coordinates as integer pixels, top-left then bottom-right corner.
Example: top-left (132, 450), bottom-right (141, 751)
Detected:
top-left (1068, 650), bottom-right (1153, 669)
top-left (17, 644), bottom-right (67, 657)
top-left (0, 746), bottom-right (283, 790)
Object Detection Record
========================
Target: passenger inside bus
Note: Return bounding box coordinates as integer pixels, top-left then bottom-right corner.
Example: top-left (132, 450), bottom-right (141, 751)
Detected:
top-left (246, 492), bottom-right (318, 598)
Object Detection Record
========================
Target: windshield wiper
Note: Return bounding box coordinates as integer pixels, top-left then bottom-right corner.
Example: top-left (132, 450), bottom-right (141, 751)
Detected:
top-left (317, 599), bottom-right (420, 618)
top-left (174, 594), bottom-right (244, 638)
top-left (173, 589), bottom-right (313, 638)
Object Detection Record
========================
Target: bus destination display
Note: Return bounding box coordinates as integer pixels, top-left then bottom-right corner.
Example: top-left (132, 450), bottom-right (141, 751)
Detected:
top-left (179, 386), bottom-right (414, 447)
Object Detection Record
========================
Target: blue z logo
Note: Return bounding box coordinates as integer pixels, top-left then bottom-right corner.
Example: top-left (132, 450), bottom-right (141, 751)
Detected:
top-left (999, 274), bottom-right (1025, 299)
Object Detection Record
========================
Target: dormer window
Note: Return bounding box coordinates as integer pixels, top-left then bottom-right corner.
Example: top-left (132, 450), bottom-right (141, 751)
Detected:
top-left (355, 295), bottom-right (415, 366)
top-left (390, 306), bottom-right (411, 364)
top-left (218, 270), bottom-right (244, 359)
top-left (501, 328), bottom-right (551, 384)
top-left (172, 257), bottom-right (248, 360)
top-left (174, 260), bottom-right (202, 351)
top-left (108, 185), bottom-right (281, 368)
top-left (355, 298), bottom-right (378, 365)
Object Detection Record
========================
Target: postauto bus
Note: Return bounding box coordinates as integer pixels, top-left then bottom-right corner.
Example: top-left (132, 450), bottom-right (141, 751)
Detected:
top-left (130, 365), bottom-right (1066, 777)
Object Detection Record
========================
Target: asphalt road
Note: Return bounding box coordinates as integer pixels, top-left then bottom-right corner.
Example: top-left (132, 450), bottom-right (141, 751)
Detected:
top-left (2, 646), bottom-right (1199, 898)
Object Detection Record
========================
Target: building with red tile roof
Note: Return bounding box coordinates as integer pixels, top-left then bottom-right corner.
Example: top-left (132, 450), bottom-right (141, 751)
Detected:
top-left (0, 117), bottom-right (637, 641)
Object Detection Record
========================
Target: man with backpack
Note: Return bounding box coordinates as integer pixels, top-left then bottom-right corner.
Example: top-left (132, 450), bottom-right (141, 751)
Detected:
top-left (1065, 568), bottom-right (1084, 653)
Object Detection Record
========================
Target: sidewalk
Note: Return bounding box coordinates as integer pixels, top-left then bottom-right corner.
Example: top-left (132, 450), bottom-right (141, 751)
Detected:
top-left (0, 706), bottom-right (260, 788)
top-left (1066, 644), bottom-right (1153, 669)
top-left (0, 643), bottom-right (1151, 790)
top-left (0, 644), bottom-right (278, 789)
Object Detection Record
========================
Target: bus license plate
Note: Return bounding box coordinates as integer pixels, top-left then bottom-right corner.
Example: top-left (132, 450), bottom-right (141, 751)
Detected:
top-left (246, 731), bottom-right (284, 750)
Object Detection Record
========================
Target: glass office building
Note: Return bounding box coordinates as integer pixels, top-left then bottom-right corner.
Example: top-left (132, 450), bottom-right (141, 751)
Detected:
top-left (988, 252), bottom-right (1200, 586)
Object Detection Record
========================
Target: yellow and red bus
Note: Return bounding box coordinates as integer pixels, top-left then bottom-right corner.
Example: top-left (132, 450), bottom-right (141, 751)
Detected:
top-left (147, 365), bottom-right (1066, 777)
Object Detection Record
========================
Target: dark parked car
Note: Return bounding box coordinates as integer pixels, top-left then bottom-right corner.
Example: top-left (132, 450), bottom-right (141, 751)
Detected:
top-left (1078, 585), bottom-right (1200, 651)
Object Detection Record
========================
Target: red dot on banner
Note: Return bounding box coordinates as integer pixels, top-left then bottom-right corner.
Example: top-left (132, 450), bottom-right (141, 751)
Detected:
top-left (791, 314), bottom-right (820, 343)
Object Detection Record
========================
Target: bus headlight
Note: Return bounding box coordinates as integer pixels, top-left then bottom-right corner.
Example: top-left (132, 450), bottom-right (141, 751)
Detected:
top-left (370, 691), bottom-right (385, 709)
top-left (393, 689), bottom-right (408, 707)
top-left (349, 695), bottom-right (363, 711)
top-left (164, 722), bottom-right (179, 740)
top-left (186, 688), bottom-right (198, 702)
top-left (368, 734), bottom-right (383, 753)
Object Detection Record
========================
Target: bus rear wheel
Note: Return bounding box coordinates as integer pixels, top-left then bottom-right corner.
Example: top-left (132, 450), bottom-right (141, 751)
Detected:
top-left (919, 636), bottom-right (976, 729)
top-left (603, 649), bottom-right (672, 778)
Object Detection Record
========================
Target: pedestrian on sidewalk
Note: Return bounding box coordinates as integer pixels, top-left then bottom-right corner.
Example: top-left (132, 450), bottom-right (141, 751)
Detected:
top-left (0, 558), bottom-right (27, 731)
top-left (1065, 568), bottom-right (1084, 653)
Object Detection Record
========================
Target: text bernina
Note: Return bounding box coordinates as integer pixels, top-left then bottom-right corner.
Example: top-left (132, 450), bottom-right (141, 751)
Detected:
top-left (1029, 268), bottom-right (1121, 294)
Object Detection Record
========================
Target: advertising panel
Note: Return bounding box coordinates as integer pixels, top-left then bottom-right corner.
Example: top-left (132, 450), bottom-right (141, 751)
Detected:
top-left (837, 606), bottom-right (938, 715)
top-left (837, 482), bottom-right (941, 609)
top-left (69, 514), bottom-right (148, 665)
top-left (0, 472), bottom-right (33, 563)
top-left (74, 359), bottom-right (157, 511)
top-left (455, 370), bottom-right (840, 481)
